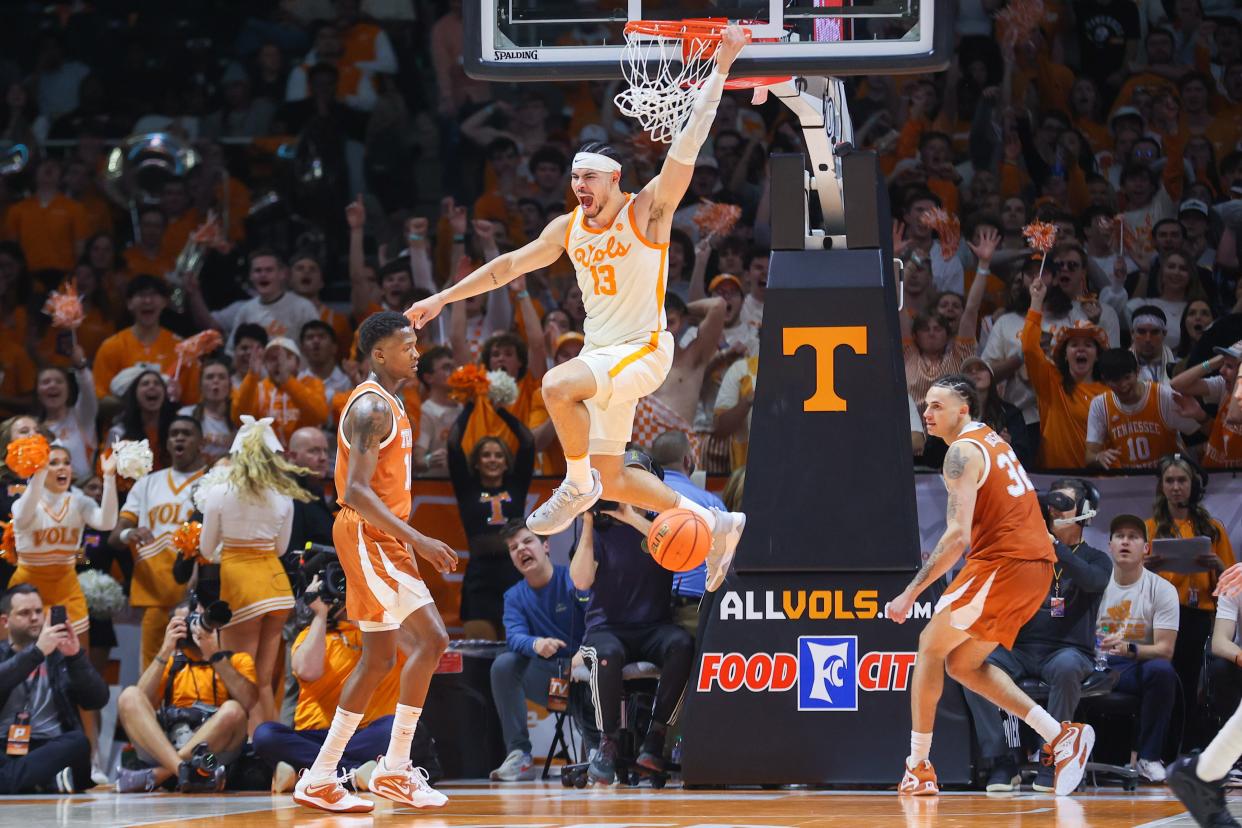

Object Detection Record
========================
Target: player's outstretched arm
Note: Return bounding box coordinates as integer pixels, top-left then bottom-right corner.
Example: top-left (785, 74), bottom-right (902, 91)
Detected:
top-left (643, 26), bottom-right (748, 216)
top-left (405, 215), bottom-right (571, 329)
top-left (343, 394), bottom-right (457, 573)
top-left (885, 442), bottom-right (980, 622)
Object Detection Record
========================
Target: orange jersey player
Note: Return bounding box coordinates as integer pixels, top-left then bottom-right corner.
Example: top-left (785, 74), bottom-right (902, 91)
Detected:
top-left (294, 311), bottom-right (457, 814)
top-left (886, 373), bottom-right (1094, 797)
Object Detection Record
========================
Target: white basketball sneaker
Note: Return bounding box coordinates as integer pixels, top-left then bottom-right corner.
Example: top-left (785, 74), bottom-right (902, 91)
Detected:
top-left (705, 509), bottom-right (746, 592)
top-left (368, 757), bottom-right (448, 808)
top-left (293, 768), bottom-right (374, 813)
top-left (526, 469), bottom-right (603, 535)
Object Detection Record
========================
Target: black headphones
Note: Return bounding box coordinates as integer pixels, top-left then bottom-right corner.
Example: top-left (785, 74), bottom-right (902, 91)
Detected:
top-left (1049, 478), bottom-right (1099, 526)
top-left (1157, 453), bottom-right (1208, 504)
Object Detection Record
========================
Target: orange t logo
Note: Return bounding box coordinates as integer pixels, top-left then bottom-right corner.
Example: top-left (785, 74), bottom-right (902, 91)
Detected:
top-left (782, 326), bottom-right (867, 412)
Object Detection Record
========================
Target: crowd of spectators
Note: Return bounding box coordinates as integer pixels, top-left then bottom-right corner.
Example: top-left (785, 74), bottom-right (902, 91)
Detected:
top-left (0, 0), bottom-right (1237, 798)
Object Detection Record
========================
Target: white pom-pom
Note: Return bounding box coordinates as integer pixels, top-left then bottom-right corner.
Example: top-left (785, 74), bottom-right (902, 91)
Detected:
top-left (112, 439), bottom-right (154, 481)
top-left (192, 465), bottom-right (231, 514)
top-left (487, 370), bottom-right (519, 408)
top-left (78, 570), bottom-right (127, 617)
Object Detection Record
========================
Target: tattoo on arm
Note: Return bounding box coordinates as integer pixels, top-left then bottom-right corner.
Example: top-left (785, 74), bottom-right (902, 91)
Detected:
top-left (490, 271), bottom-right (498, 287)
top-left (349, 395), bottom-right (392, 453)
top-left (943, 444), bottom-right (967, 480)
top-left (945, 490), bottom-right (959, 521)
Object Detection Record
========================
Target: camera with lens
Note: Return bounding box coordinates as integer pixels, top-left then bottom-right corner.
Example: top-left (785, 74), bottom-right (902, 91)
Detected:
top-left (179, 593), bottom-right (233, 650)
top-left (296, 542), bottom-right (347, 614)
top-left (590, 499), bottom-right (622, 528)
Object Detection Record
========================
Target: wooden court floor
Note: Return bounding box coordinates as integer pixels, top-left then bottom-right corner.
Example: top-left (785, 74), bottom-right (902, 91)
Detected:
top-left (0, 782), bottom-right (1229, 828)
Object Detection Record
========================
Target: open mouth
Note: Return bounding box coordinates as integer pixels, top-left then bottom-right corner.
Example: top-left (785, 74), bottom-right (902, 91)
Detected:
top-left (578, 193), bottom-right (594, 210)
top-left (517, 551), bottom-right (536, 568)
top-left (54, 471), bottom-right (71, 486)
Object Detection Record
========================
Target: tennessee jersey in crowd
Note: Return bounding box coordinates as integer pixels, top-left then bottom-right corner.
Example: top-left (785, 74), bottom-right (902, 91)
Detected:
top-left (934, 422), bottom-right (1055, 648)
top-left (1086, 382), bottom-right (1200, 469)
top-left (234, 372), bottom-right (329, 448)
top-left (1201, 375), bottom-right (1242, 468)
top-left (334, 380), bottom-right (434, 631)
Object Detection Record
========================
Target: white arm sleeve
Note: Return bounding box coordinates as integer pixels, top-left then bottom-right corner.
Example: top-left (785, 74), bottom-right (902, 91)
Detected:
top-left (667, 70), bottom-right (726, 165)
top-left (81, 475), bottom-right (118, 532)
top-left (1085, 395), bottom-right (1108, 445)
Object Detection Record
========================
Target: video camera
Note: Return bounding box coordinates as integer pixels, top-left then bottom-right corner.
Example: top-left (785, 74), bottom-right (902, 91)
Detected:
top-left (296, 542), bottom-right (347, 611)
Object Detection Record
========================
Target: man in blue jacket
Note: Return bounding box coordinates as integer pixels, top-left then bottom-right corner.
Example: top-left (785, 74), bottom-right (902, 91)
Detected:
top-left (489, 521), bottom-right (594, 781)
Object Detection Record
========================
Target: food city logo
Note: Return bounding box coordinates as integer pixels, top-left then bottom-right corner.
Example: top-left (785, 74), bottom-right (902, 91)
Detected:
top-left (494, 49), bottom-right (539, 60)
top-left (718, 589), bottom-right (933, 621)
top-left (697, 636), bottom-right (917, 711)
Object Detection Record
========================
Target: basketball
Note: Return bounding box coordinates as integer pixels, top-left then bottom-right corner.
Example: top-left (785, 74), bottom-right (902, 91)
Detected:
top-left (647, 508), bottom-right (711, 572)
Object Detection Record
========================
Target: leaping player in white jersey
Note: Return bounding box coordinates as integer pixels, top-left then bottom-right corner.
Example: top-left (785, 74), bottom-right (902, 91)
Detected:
top-left (407, 28), bottom-right (749, 590)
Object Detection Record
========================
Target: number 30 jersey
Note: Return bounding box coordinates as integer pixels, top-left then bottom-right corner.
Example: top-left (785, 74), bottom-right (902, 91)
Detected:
top-left (953, 422), bottom-right (1055, 564)
top-left (564, 194), bottom-right (668, 347)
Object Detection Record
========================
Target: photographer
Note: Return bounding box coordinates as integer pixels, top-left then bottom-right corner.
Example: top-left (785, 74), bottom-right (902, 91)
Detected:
top-left (0, 584), bottom-right (109, 794)
top-left (960, 482), bottom-right (1111, 792)
top-left (254, 570), bottom-right (419, 792)
top-left (572, 450), bottom-right (694, 787)
top-left (115, 599), bottom-right (257, 794)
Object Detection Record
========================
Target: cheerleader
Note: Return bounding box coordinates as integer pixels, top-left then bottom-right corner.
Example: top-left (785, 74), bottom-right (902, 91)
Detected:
top-left (10, 443), bottom-right (118, 647)
top-left (200, 416), bottom-right (311, 729)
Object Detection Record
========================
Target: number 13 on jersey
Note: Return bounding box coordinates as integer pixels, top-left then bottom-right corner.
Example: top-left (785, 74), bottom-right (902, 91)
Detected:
top-left (590, 264), bottom-right (617, 296)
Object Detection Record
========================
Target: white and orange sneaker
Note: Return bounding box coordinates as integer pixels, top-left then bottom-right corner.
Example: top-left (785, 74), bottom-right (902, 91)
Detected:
top-left (292, 769), bottom-right (374, 813)
top-left (1045, 721), bottom-right (1095, 796)
top-left (368, 757), bottom-right (448, 808)
top-left (898, 759), bottom-right (939, 795)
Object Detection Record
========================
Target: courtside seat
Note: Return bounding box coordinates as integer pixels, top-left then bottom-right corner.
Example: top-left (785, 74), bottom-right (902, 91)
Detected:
top-left (547, 661), bottom-right (664, 782)
top-left (1016, 670), bottom-right (1141, 790)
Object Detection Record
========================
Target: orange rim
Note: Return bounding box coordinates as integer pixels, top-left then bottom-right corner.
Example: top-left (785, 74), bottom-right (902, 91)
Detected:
top-left (624, 18), bottom-right (791, 90)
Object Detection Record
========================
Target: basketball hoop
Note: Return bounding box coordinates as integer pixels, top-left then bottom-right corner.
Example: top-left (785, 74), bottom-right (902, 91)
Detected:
top-left (615, 18), bottom-right (792, 143)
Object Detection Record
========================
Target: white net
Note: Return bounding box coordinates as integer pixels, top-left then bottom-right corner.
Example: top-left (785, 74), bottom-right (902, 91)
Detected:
top-left (614, 27), bottom-right (720, 144)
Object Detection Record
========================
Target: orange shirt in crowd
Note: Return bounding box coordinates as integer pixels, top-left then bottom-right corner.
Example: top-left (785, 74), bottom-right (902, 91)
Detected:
top-left (292, 622), bottom-right (401, 730)
top-left (122, 245), bottom-right (176, 280)
top-left (93, 327), bottom-right (201, 404)
top-left (318, 304), bottom-right (354, 356)
top-left (456, 373), bottom-right (547, 457)
top-left (74, 192), bottom-right (113, 238)
top-left (1020, 310), bottom-right (1108, 470)
top-left (3, 194), bottom-right (90, 272)
top-left (1146, 517), bottom-right (1236, 611)
top-left (0, 337), bottom-right (36, 414)
top-left (233, 372), bottom-right (329, 448)
top-left (158, 651), bottom-right (257, 709)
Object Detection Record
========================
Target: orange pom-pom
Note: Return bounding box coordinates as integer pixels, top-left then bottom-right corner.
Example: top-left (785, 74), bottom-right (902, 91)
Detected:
top-left (5, 434), bottom-right (50, 478)
top-left (176, 330), bottom-right (224, 364)
top-left (1022, 220), bottom-right (1059, 253)
top-left (447, 364), bottom-right (491, 405)
top-left (172, 521), bottom-right (203, 560)
top-left (692, 200), bottom-right (743, 239)
top-left (997, 0), bottom-right (1045, 55)
top-left (0, 521), bottom-right (14, 565)
top-left (921, 207), bottom-right (961, 261)
top-left (42, 282), bottom-right (85, 330)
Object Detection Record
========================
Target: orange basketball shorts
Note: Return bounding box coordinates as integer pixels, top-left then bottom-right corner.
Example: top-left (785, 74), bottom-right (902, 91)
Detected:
top-left (333, 507), bottom-right (434, 632)
top-left (933, 556), bottom-right (1053, 649)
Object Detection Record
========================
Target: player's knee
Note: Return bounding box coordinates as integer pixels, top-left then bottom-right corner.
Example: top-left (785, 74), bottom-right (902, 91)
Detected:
top-left (410, 629), bottom-right (450, 667)
top-left (543, 364), bottom-right (592, 406)
top-left (361, 649), bottom-right (397, 676)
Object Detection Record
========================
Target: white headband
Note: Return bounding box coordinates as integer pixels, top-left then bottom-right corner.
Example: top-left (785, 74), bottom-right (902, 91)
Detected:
top-left (230, 415), bottom-right (285, 455)
top-left (573, 152), bottom-right (622, 174)
top-left (1132, 314), bottom-right (1167, 331)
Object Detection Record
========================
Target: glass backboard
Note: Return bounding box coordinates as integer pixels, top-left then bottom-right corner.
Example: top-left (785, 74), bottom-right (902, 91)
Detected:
top-left (463, 0), bottom-right (954, 82)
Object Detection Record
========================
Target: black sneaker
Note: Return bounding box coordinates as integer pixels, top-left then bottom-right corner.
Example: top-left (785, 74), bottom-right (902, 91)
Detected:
top-left (985, 758), bottom-right (1019, 792)
top-left (1167, 753), bottom-right (1241, 827)
top-left (636, 729), bottom-right (666, 774)
top-left (177, 744), bottom-right (226, 793)
top-left (588, 736), bottom-right (618, 785)
top-left (1032, 764), bottom-right (1055, 793)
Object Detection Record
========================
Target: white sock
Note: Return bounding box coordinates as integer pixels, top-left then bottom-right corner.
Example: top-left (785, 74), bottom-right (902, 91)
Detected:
top-left (1024, 705), bottom-right (1062, 743)
top-left (907, 730), bottom-right (932, 767)
top-left (385, 704), bottom-right (422, 767)
top-left (310, 707), bottom-right (363, 778)
top-left (677, 495), bottom-right (717, 530)
top-left (565, 453), bottom-right (592, 490)
top-left (1197, 703), bottom-right (1242, 781)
